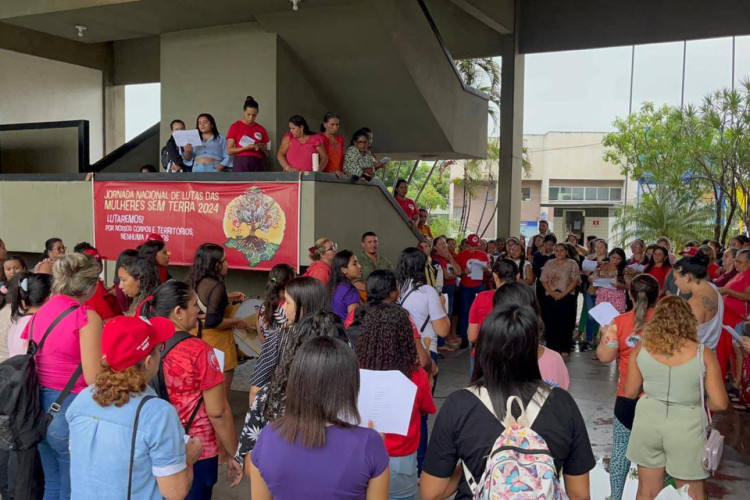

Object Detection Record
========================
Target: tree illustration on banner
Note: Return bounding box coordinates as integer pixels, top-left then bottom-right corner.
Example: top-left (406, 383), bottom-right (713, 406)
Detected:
top-left (223, 187), bottom-right (286, 266)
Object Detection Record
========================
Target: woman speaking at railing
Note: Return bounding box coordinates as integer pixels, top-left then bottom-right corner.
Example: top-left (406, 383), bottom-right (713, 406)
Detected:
top-left (343, 129), bottom-right (386, 181)
top-left (276, 115), bottom-right (328, 172)
top-left (226, 96), bottom-right (269, 172)
top-left (182, 113), bottom-right (231, 173)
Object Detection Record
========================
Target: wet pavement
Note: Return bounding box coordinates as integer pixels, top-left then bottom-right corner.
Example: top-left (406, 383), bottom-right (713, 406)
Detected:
top-left (214, 346), bottom-right (750, 499)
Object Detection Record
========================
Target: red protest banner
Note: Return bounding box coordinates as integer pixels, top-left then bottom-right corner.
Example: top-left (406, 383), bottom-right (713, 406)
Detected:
top-left (93, 181), bottom-right (299, 271)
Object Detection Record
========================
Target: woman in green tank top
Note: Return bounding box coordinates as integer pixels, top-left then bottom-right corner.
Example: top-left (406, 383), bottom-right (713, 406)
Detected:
top-left (623, 296), bottom-right (728, 500)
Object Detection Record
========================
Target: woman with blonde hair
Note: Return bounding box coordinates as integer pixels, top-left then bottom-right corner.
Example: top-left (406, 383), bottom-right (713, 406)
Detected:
top-left (22, 253), bottom-right (103, 499)
top-left (624, 296), bottom-right (728, 500)
top-left (303, 237), bottom-right (337, 286)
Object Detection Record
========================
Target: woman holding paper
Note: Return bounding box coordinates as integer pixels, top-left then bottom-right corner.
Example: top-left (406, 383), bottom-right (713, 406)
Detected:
top-left (357, 303), bottom-right (436, 500)
top-left (277, 115), bottom-right (328, 172)
top-left (719, 249), bottom-right (750, 386)
top-left (596, 274), bottom-right (659, 500)
top-left (540, 243), bottom-right (580, 357)
top-left (226, 96), bottom-right (269, 172)
top-left (182, 114), bottom-right (231, 172)
top-left (249, 336), bottom-right (389, 500)
top-left (581, 238), bottom-right (609, 350)
top-left (588, 248), bottom-right (631, 315)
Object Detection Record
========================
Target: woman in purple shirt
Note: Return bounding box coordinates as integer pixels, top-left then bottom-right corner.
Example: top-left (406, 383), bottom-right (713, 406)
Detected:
top-left (250, 336), bottom-right (389, 499)
top-left (328, 250), bottom-right (362, 321)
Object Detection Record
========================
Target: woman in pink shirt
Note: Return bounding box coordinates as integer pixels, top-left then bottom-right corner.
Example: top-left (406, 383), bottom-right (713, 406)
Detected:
top-left (492, 282), bottom-right (570, 389)
top-left (277, 115), bottom-right (328, 172)
top-left (22, 253), bottom-right (103, 499)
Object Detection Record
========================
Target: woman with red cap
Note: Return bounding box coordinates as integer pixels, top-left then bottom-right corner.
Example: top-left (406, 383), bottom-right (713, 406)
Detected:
top-left (139, 234), bottom-right (172, 284)
top-left (66, 315), bottom-right (203, 499)
top-left (454, 234), bottom-right (490, 349)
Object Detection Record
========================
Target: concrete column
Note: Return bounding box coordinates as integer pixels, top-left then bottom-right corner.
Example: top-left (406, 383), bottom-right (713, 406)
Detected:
top-left (103, 80), bottom-right (125, 155)
top-left (494, 34), bottom-right (524, 238)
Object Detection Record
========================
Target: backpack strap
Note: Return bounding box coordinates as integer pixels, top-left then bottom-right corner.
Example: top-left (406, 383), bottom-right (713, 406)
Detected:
top-left (28, 305), bottom-right (82, 416)
top-left (34, 305), bottom-right (79, 353)
top-left (153, 332), bottom-right (195, 404)
top-left (128, 395), bottom-right (156, 500)
top-left (461, 385), bottom-right (552, 495)
top-left (184, 397), bottom-right (204, 434)
top-left (399, 285), bottom-right (431, 333)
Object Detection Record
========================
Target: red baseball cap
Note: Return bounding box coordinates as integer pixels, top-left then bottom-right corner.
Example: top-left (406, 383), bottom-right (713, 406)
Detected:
top-left (467, 234), bottom-right (481, 247)
top-left (680, 247), bottom-right (698, 257)
top-left (101, 316), bottom-right (175, 372)
top-left (146, 233), bottom-right (164, 243)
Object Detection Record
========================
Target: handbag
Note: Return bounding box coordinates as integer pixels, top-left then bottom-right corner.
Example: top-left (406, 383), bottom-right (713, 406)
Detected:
top-left (698, 345), bottom-right (724, 474)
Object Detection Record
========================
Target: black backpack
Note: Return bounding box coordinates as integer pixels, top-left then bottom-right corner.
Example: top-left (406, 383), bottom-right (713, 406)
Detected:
top-left (0, 306), bottom-right (80, 451)
top-left (148, 331), bottom-right (203, 433)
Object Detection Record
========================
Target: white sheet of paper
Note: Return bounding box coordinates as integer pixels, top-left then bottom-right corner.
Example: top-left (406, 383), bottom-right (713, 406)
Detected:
top-left (172, 129), bottom-right (202, 147)
top-left (468, 260), bottom-right (487, 281)
top-left (239, 135), bottom-right (255, 147)
top-left (357, 369), bottom-right (417, 436)
top-left (593, 278), bottom-right (617, 290)
top-left (629, 263), bottom-right (646, 273)
top-left (582, 260), bottom-right (598, 272)
top-left (442, 293), bottom-right (450, 314)
top-left (588, 302), bottom-right (620, 326)
top-left (213, 348), bottom-right (225, 372)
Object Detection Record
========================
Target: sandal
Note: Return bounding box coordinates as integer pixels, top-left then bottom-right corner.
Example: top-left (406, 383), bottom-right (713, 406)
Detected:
top-left (732, 402), bottom-right (750, 412)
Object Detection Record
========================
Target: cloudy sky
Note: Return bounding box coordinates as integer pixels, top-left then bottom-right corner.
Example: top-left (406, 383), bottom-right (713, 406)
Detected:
top-left (523, 35), bottom-right (750, 134)
top-left (124, 35), bottom-right (750, 140)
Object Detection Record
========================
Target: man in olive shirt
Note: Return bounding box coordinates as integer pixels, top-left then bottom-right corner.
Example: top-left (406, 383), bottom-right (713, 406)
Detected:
top-left (360, 231), bottom-right (394, 282)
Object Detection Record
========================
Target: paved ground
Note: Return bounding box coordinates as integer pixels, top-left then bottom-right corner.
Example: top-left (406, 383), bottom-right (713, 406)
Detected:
top-left (214, 348), bottom-right (750, 499)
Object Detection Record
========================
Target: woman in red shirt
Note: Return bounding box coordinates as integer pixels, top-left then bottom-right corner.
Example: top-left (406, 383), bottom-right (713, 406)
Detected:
top-left (356, 303), bottom-right (436, 498)
top-left (319, 112), bottom-right (345, 173)
top-left (303, 238), bottom-right (337, 286)
top-left (144, 281), bottom-right (244, 496)
top-left (394, 179), bottom-right (419, 227)
top-left (226, 96), bottom-right (269, 172)
top-left (644, 244), bottom-right (671, 294)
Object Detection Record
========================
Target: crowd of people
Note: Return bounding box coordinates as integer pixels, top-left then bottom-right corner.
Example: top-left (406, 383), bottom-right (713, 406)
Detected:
top-left (154, 97), bottom-right (385, 179)
top-left (0, 222), bottom-right (749, 500)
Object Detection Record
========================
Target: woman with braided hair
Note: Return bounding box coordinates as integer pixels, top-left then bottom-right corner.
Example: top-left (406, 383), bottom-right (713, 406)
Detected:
top-left (357, 303), bottom-right (436, 500)
top-left (234, 311), bottom-right (347, 474)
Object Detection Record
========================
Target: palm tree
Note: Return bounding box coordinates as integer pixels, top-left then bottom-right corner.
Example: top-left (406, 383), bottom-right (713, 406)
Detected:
top-left (456, 58), bottom-right (501, 133)
top-left (612, 188), bottom-right (714, 249)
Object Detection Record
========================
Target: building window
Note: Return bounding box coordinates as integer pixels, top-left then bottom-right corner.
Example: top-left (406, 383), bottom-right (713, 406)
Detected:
top-left (550, 185), bottom-right (623, 202)
top-left (522, 187), bottom-right (531, 201)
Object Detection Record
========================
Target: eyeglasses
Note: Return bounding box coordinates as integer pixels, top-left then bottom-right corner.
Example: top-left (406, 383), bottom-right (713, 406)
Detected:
top-left (324, 243), bottom-right (338, 253)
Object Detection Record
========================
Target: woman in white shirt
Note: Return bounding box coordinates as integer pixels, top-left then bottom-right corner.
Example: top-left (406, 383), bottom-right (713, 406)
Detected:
top-left (395, 247), bottom-right (449, 476)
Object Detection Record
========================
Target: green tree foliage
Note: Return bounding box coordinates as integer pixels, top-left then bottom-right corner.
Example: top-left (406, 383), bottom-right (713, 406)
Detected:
top-left (604, 83), bottom-right (750, 244)
top-left (612, 190), bottom-right (714, 250)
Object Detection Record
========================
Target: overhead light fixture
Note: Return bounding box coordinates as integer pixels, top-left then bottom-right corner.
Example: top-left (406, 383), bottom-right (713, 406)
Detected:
top-left (290, 0), bottom-right (301, 11)
top-left (75, 25), bottom-right (87, 38)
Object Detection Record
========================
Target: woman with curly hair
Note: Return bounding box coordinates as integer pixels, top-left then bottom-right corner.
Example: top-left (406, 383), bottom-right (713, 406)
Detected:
top-left (66, 315), bottom-right (202, 499)
top-left (356, 303), bottom-right (435, 500)
top-left (624, 296), bottom-right (728, 500)
top-left (117, 256), bottom-right (161, 316)
top-left (234, 311), bottom-right (347, 472)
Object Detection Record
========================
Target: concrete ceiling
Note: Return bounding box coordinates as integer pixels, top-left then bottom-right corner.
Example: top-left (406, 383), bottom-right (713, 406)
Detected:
top-left (0, 0), bottom-right (357, 43)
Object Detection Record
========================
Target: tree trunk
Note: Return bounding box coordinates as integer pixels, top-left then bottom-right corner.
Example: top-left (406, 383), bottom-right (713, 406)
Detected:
top-left (462, 183), bottom-right (473, 234)
top-left (414, 160), bottom-right (439, 203)
top-left (475, 182), bottom-right (491, 234)
top-left (480, 200), bottom-right (499, 237)
top-left (721, 198), bottom-right (737, 245)
top-left (713, 188), bottom-right (722, 242)
top-left (405, 160), bottom-right (420, 185)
